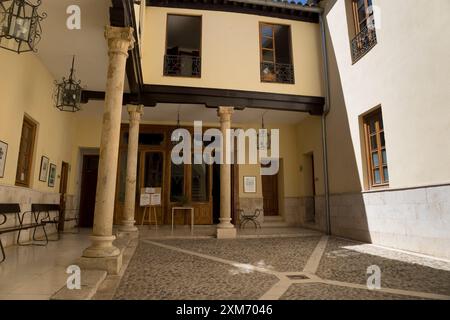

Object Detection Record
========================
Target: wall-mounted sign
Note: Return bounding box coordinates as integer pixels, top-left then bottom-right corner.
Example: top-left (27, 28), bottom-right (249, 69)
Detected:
top-left (0, 140), bottom-right (8, 178)
top-left (243, 176), bottom-right (257, 193)
top-left (39, 156), bottom-right (49, 182)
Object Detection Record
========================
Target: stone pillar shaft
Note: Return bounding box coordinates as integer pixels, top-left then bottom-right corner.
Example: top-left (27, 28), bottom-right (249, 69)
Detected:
top-left (120, 105), bottom-right (144, 233)
top-left (83, 26), bottom-right (135, 259)
top-left (216, 107), bottom-right (236, 238)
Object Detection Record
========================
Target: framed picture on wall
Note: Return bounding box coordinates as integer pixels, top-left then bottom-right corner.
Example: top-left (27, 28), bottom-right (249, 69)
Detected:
top-left (0, 140), bottom-right (8, 178)
top-left (243, 176), bottom-right (257, 193)
top-left (39, 156), bottom-right (49, 182)
top-left (48, 163), bottom-right (57, 187)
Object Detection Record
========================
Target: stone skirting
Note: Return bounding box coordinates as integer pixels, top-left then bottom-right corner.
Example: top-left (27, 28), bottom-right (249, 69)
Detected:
top-left (296, 184), bottom-right (450, 259)
top-left (0, 184), bottom-right (77, 247)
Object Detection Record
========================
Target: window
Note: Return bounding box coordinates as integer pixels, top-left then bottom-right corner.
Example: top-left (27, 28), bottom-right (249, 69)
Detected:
top-left (16, 116), bottom-right (37, 187)
top-left (259, 23), bottom-right (294, 84)
top-left (363, 108), bottom-right (389, 188)
top-left (164, 14), bottom-right (202, 77)
top-left (350, 0), bottom-right (377, 63)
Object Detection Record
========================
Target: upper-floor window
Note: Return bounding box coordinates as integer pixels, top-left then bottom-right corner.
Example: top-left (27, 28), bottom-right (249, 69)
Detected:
top-left (16, 116), bottom-right (37, 187)
top-left (164, 14), bottom-right (202, 78)
top-left (350, 0), bottom-right (377, 63)
top-left (363, 108), bottom-right (389, 188)
top-left (259, 23), bottom-right (294, 84)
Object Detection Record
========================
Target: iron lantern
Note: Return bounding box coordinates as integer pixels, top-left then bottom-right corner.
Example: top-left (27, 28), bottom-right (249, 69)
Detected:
top-left (0, 0), bottom-right (46, 53)
top-left (54, 56), bottom-right (83, 112)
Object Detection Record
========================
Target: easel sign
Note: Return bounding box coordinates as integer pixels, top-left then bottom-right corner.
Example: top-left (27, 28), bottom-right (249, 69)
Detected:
top-left (140, 187), bottom-right (162, 207)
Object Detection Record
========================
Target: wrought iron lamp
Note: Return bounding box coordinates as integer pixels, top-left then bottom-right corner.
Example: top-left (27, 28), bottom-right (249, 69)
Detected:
top-left (258, 111), bottom-right (271, 151)
top-left (54, 56), bottom-right (83, 112)
top-left (171, 106), bottom-right (182, 146)
top-left (0, 0), bottom-right (46, 53)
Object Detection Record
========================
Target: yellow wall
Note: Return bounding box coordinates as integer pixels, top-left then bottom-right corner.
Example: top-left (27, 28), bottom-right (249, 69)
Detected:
top-left (296, 116), bottom-right (325, 196)
top-left (142, 7), bottom-right (324, 96)
top-left (236, 123), bottom-right (301, 199)
top-left (0, 50), bottom-right (76, 194)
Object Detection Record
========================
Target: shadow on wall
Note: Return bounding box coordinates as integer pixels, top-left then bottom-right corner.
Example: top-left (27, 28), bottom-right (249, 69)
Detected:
top-left (304, 0), bottom-right (372, 244)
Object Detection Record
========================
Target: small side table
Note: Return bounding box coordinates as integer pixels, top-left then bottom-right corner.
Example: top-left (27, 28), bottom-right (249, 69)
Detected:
top-left (171, 207), bottom-right (194, 235)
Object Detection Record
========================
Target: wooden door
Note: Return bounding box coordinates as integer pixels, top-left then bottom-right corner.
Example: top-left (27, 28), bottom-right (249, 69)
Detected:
top-left (79, 155), bottom-right (99, 228)
top-left (262, 172), bottom-right (279, 216)
top-left (58, 162), bottom-right (69, 231)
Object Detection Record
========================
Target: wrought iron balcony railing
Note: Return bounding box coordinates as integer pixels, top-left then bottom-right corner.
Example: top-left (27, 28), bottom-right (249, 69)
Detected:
top-left (351, 26), bottom-right (377, 63)
top-left (164, 55), bottom-right (201, 77)
top-left (260, 62), bottom-right (295, 84)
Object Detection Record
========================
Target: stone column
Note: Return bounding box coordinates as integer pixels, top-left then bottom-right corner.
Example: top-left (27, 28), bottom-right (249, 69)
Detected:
top-left (81, 26), bottom-right (134, 274)
top-left (216, 106), bottom-right (237, 239)
top-left (119, 105), bottom-right (144, 235)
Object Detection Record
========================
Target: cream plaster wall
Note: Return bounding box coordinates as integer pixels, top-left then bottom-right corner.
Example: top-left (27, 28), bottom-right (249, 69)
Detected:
top-left (236, 123), bottom-right (301, 201)
top-left (296, 116), bottom-right (325, 196)
top-left (0, 50), bottom-right (75, 194)
top-left (142, 7), bottom-right (324, 97)
top-left (325, 0), bottom-right (450, 190)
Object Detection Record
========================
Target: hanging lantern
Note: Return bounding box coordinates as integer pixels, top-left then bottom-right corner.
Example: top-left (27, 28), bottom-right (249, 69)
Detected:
top-left (54, 56), bottom-right (83, 112)
top-left (171, 107), bottom-right (182, 146)
top-left (258, 112), bottom-right (271, 151)
top-left (0, 0), bottom-right (46, 54)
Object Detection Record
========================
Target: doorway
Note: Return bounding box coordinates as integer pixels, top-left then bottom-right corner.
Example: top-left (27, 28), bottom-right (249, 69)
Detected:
top-left (79, 155), bottom-right (99, 228)
top-left (262, 167), bottom-right (279, 216)
top-left (58, 161), bottom-right (69, 231)
top-left (303, 153), bottom-right (316, 223)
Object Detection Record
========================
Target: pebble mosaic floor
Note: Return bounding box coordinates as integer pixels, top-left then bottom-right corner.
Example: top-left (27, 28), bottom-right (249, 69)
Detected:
top-left (113, 235), bottom-right (450, 300)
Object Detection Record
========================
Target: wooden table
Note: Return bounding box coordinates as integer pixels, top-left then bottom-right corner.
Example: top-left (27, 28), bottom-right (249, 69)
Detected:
top-left (171, 206), bottom-right (194, 235)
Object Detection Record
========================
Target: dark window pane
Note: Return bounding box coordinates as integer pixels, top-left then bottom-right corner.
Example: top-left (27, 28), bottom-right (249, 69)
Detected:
top-left (262, 37), bottom-right (273, 49)
top-left (382, 149), bottom-right (387, 165)
top-left (383, 166), bottom-right (389, 182)
top-left (166, 15), bottom-right (201, 55)
top-left (139, 133), bottom-right (164, 146)
top-left (369, 119), bottom-right (376, 133)
top-left (144, 152), bottom-right (163, 188)
top-left (374, 169), bottom-right (381, 184)
top-left (262, 25), bottom-right (273, 38)
top-left (170, 163), bottom-right (185, 202)
top-left (191, 161), bottom-right (209, 202)
top-left (274, 25), bottom-right (292, 64)
top-left (380, 132), bottom-right (385, 147)
top-left (262, 50), bottom-right (274, 62)
top-left (370, 135), bottom-right (377, 150)
top-left (372, 152), bottom-right (379, 167)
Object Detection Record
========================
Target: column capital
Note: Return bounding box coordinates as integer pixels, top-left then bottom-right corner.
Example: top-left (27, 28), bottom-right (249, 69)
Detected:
top-left (105, 26), bottom-right (135, 55)
top-left (127, 104), bottom-right (144, 122)
top-left (217, 106), bottom-right (234, 120)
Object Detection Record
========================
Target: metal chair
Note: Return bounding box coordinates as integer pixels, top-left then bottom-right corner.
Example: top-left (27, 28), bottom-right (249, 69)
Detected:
top-left (239, 208), bottom-right (262, 229)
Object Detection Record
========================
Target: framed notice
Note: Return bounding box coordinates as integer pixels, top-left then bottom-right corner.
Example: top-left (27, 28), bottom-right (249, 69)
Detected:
top-left (243, 176), bottom-right (256, 193)
top-left (0, 140), bottom-right (7, 178)
top-left (39, 156), bottom-right (49, 182)
top-left (48, 163), bottom-right (57, 187)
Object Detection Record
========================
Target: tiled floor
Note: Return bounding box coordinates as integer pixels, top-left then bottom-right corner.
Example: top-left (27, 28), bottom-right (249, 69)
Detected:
top-left (2, 227), bottom-right (450, 300)
top-left (0, 231), bottom-right (91, 300)
top-left (113, 234), bottom-right (450, 300)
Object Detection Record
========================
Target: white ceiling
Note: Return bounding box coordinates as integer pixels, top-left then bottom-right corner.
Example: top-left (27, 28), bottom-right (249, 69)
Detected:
top-left (36, 0), bottom-right (130, 92)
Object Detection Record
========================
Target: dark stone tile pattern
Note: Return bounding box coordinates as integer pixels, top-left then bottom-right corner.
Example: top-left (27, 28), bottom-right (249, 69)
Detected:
top-left (154, 236), bottom-right (322, 272)
top-left (280, 283), bottom-right (426, 300)
top-left (316, 238), bottom-right (450, 296)
top-left (113, 242), bottom-right (279, 300)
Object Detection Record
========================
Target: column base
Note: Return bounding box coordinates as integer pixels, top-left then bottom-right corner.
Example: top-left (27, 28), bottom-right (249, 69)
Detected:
top-left (82, 235), bottom-right (120, 258)
top-left (77, 252), bottom-right (123, 275)
top-left (118, 220), bottom-right (138, 233)
top-left (216, 227), bottom-right (237, 239)
top-left (117, 229), bottom-right (139, 240)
